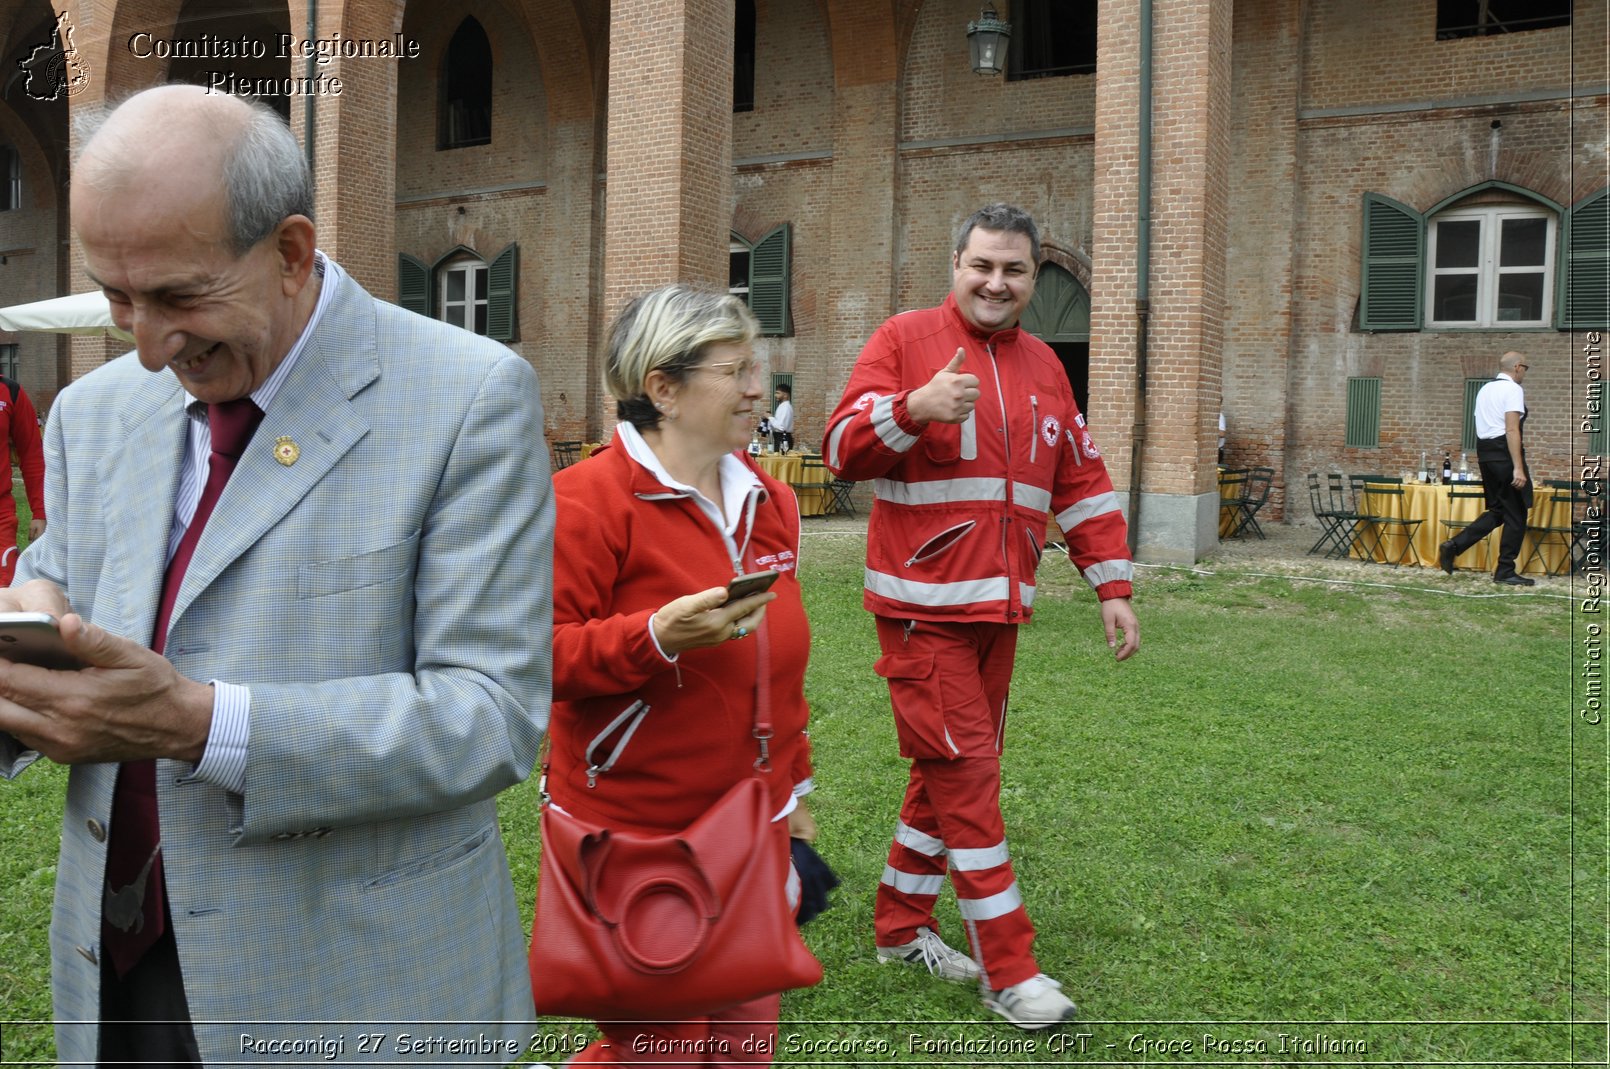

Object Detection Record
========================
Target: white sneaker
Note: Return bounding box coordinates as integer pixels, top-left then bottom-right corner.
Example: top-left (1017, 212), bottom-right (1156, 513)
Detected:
top-left (875, 926), bottom-right (981, 983)
top-left (982, 972), bottom-right (1078, 1030)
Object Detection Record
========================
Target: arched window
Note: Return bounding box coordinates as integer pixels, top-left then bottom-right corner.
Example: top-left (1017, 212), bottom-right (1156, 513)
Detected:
top-left (733, 0), bottom-right (755, 112)
top-left (398, 243), bottom-right (520, 341)
top-left (439, 17), bottom-right (492, 150)
top-left (1007, 0), bottom-right (1097, 81)
top-left (1359, 183), bottom-right (1605, 331)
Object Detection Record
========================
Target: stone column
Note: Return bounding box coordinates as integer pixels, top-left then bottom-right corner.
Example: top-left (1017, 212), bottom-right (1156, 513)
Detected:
top-left (603, 0), bottom-right (734, 323)
top-left (1090, 0), bottom-right (1233, 563)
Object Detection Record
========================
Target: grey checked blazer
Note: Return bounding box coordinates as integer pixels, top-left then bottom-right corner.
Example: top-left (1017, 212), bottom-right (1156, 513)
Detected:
top-left (1, 270), bottom-right (553, 1066)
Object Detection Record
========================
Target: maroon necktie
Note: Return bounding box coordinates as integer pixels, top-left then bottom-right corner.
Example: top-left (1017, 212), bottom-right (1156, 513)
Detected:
top-left (102, 398), bottom-right (263, 977)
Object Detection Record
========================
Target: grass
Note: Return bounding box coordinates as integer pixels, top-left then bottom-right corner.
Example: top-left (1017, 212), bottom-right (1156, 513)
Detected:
top-left (2, 511), bottom-right (1605, 1066)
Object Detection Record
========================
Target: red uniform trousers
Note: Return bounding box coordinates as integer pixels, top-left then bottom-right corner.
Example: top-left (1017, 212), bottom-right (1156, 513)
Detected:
top-left (565, 994), bottom-right (781, 1066)
top-left (871, 616), bottom-right (1039, 992)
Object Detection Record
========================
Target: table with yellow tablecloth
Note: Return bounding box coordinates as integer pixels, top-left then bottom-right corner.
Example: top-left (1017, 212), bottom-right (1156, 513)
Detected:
top-left (755, 452), bottom-right (834, 516)
top-left (1352, 480), bottom-right (1568, 575)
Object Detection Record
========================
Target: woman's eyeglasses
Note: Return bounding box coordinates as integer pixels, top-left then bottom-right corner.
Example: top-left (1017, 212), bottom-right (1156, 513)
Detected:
top-left (692, 358), bottom-right (763, 384)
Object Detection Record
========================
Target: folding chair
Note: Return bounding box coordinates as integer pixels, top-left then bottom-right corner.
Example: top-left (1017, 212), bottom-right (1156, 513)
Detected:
top-left (1227, 466), bottom-right (1273, 540)
top-left (1305, 472), bottom-right (1348, 557)
top-left (1524, 480), bottom-right (1587, 577)
top-left (1217, 469), bottom-right (1248, 538)
top-left (1323, 472), bottom-right (1368, 559)
top-left (1441, 482), bottom-right (1493, 571)
top-left (828, 477), bottom-right (857, 517)
top-left (550, 440), bottom-right (583, 471)
top-left (1350, 476), bottom-right (1421, 566)
top-left (791, 455), bottom-right (834, 517)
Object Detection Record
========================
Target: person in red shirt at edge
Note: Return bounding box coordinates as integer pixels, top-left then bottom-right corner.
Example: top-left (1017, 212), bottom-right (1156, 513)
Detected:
top-left (540, 284), bottom-right (818, 1065)
top-left (0, 376), bottom-right (45, 584)
top-left (823, 203), bottom-right (1140, 1030)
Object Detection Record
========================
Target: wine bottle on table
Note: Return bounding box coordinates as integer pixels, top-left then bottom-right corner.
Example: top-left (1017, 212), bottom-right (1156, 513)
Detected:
top-left (1442, 452), bottom-right (1452, 484)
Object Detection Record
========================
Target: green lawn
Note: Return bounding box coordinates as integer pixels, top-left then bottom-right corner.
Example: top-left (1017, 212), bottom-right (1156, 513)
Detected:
top-left (2, 515), bottom-right (1604, 1066)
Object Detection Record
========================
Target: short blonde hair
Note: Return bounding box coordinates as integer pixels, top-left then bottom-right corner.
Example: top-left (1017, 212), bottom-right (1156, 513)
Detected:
top-left (606, 285), bottom-right (759, 429)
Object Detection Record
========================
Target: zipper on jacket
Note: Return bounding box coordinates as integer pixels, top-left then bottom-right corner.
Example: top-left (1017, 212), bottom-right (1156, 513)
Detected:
top-left (986, 341), bottom-right (1019, 618)
top-left (905, 520), bottom-right (977, 567)
top-left (1028, 393), bottom-right (1040, 465)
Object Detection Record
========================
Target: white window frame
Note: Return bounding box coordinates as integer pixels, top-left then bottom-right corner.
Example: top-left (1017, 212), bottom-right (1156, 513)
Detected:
top-left (439, 258), bottom-right (488, 335)
top-left (1425, 205), bottom-right (1556, 329)
top-left (728, 240), bottom-right (751, 304)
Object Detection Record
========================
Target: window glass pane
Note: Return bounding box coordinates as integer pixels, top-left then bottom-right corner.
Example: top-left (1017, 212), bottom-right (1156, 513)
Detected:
top-left (475, 304), bottom-right (488, 335)
top-left (446, 270), bottom-right (465, 302)
top-left (729, 249), bottom-right (751, 291)
top-left (1499, 217), bottom-right (1547, 266)
top-left (1433, 274), bottom-right (1479, 321)
top-left (1434, 220), bottom-right (1481, 268)
top-left (1496, 273), bottom-right (1544, 321)
top-left (474, 266), bottom-right (488, 300)
top-left (446, 305), bottom-right (465, 328)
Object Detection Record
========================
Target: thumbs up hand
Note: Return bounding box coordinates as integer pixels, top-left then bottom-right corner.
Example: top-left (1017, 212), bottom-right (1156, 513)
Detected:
top-left (907, 348), bottom-right (981, 425)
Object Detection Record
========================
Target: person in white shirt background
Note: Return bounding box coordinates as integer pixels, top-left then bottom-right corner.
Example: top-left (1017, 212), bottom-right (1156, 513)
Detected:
top-left (770, 382), bottom-right (795, 452)
top-left (1438, 350), bottom-right (1535, 586)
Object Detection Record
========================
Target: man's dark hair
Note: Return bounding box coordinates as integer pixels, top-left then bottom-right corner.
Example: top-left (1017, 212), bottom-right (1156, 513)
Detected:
top-left (954, 203), bottom-right (1041, 264)
top-left (775, 382), bottom-right (791, 398)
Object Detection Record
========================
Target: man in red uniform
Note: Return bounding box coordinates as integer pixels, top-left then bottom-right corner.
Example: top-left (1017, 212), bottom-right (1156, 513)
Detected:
top-left (0, 375), bottom-right (44, 584)
top-left (823, 203), bottom-right (1139, 1029)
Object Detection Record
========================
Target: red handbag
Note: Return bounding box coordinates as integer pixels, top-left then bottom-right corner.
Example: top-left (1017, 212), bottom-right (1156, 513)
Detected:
top-left (530, 776), bottom-right (821, 1019)
top-left (529, 620), bottom-right (822, 1019)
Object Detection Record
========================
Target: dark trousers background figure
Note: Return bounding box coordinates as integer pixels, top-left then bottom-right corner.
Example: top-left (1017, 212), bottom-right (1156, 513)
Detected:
top-left (1445, 435), bottom-right (1533, 578)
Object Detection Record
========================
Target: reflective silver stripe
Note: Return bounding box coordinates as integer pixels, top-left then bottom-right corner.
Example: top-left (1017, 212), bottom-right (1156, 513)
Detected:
top-left (873, 394), bottom-right (919, 453)
top-left (1056, 490), bottom-right (1122, 532)
top-left (826, 418), bottom-right (852, 469)
top-left (873, 476), bottom-right (1006, 506)
top-left (880, 865), bottom-right (947, 896)
top-left (1013, 483), bottom-right (1052, 513)
top-left (949, 842), bottom-right (1010, 871)
top-left (866, 569), bottom-right (1010, 607)
top-left (893, 820), bottom-right (947, 857)
top-left (1083, 558), bottom-right (1135, 588)
top-left (960, 411), bottom-right (977, 460)
top-left (941, 724), bottom-right (960, 755)
top-left (956, 882), bottom-right (1024, 921)
top-left (1019, 581), bottom-right (1037, 607)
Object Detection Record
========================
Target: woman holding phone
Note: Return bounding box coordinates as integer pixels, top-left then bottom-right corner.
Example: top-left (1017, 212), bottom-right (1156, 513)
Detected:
top-left (535, 285), bottom-right (817, 1065)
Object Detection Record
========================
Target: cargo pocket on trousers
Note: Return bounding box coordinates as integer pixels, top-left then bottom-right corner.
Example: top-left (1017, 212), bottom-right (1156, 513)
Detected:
top-left (874, 650), bottom-right (958, 759)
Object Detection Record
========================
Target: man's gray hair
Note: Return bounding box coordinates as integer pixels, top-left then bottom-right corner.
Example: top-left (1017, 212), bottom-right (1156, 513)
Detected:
top-left (954, 203), bottom-right (1041, 264)
top-left (75, 91), bottom-right (312, 255)
top-left (222, 99), bottom-right (313, 254)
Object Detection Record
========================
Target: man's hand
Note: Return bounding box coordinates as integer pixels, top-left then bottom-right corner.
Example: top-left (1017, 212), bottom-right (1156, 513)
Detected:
top-left (1101, 597), bottom-right (1140, 662)
top-left (0, 611), bottom-right (215, 764)
top-left (787, 797), bottom-right (818, 842)
top-left (906, 348), bottom-right (981, 425)
top-left (27, 517), bottom-right (44, 541)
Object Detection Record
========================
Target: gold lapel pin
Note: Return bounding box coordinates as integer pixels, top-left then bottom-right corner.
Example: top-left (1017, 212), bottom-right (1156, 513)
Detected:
top-left (274, 436), bottom-right (300, 466)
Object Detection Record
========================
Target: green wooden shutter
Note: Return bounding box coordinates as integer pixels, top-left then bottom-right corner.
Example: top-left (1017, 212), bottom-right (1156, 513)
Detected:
top-left (748, 223), bottom-right (791, 336)
top-left (1345, 376), bottom-right (1381, 448)
top-left (1462, 377), bottom-right (1486, 452)
top-left (1360, 193), bottom-right (1424, 331)
top-left (398, 253), bottom-right (431, 317)
top-left (1561, 189), bottom-right (1608, 329)
top-left (486, 243), bottom-right (518, 341)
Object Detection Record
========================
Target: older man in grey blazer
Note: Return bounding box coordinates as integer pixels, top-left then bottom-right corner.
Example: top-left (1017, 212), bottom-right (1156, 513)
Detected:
top-left (0, 86), bottom-right (551, 1066)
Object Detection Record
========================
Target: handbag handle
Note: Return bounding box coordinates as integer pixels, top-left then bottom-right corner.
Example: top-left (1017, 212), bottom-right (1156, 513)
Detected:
top-left (578, 830), bottom-right (722, 974)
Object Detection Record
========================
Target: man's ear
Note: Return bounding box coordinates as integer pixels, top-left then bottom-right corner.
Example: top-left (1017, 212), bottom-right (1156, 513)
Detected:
top-left (275, 215), bottom-right (318, 297)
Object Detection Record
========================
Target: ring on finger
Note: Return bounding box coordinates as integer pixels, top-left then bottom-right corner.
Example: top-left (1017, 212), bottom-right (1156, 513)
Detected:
top-left (730, 624), bottom-right (748, 641)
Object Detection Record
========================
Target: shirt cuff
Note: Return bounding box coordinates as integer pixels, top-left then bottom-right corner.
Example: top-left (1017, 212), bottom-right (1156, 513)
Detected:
top-left (646, 612), bottom-right (679, 664)
top-left (189, 680), bottom-right (250, 794)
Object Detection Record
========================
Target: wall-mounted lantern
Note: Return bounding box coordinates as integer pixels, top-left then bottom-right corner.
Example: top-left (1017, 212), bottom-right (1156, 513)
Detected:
top-left (967, 5), bottom-right (1012, 76)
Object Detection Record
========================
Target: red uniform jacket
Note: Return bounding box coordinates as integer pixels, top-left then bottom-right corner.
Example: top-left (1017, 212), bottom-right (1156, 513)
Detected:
top-left (548, 432), bottom-right (812, 833)
top-left (0, 379), bottom-right (43, 536)
top-left (823, 295), bottom-right (1132, 623)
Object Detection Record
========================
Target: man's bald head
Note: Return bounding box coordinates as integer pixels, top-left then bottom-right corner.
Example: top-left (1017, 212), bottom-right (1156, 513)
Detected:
top-left (75, 85), bottom-right (312, 255)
